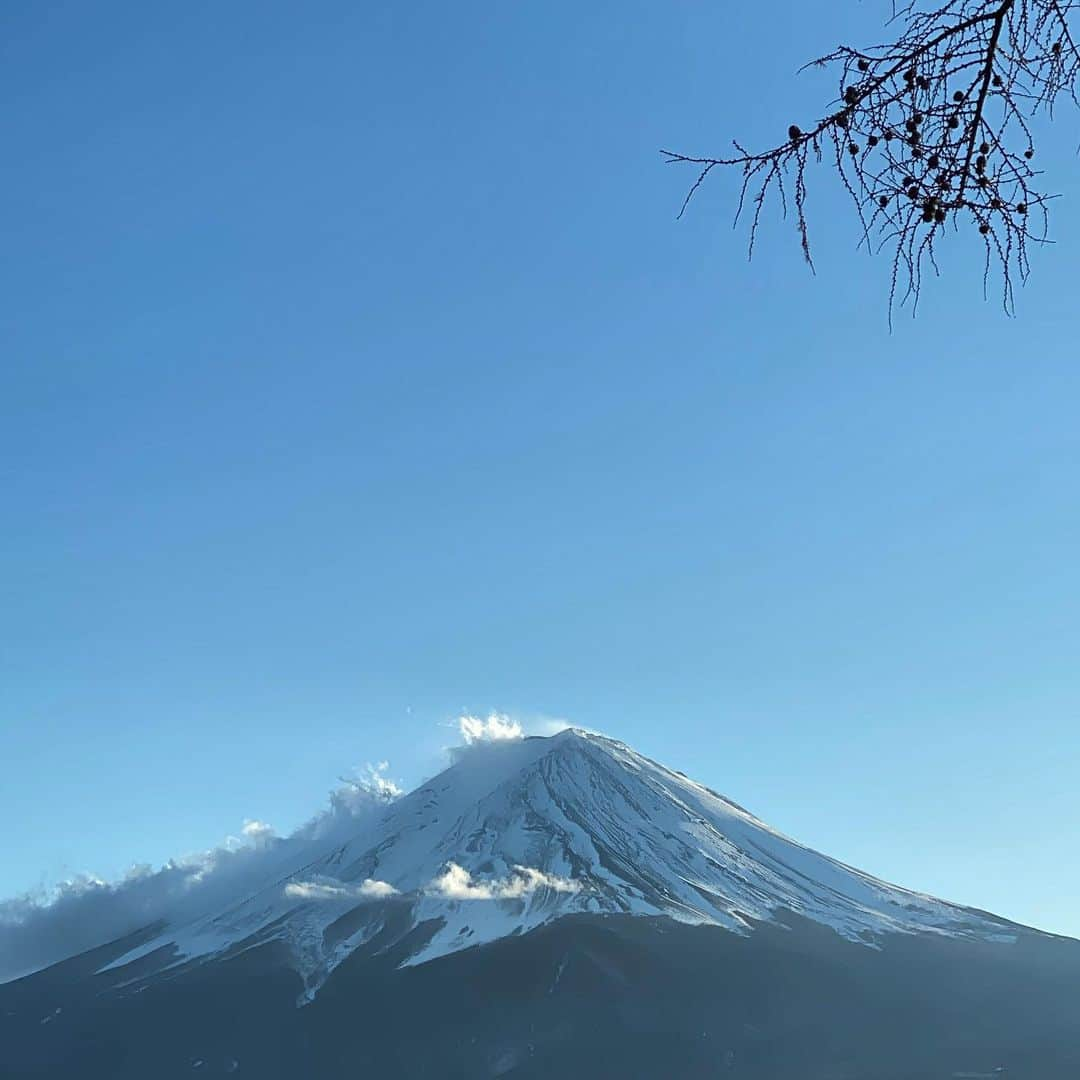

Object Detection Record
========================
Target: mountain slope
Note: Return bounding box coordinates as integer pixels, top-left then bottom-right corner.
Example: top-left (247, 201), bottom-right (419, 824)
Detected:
top-left (3, 729), bottom-right (1077, 1079)
top-left (88, 729), bottom-right (1031, 998)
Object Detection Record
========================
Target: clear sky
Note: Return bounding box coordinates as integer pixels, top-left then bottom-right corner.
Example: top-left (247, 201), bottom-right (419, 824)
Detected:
top-left (3, 2), bottom-right (1079, 939)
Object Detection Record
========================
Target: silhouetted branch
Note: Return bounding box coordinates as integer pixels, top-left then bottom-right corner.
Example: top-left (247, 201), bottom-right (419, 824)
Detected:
top-left (664, 0), bottom-right (1080, 318)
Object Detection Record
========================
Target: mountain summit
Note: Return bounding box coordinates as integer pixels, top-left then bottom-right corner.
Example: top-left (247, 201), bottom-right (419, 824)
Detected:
top-left (4, 730), bottom-right (1078, 1079)
top-left (89, 729), bottom-right (1025, 997)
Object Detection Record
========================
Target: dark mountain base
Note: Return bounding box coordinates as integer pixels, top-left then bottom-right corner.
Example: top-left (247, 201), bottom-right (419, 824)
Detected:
top-left (3, 914), bottom-right (1079, 1079)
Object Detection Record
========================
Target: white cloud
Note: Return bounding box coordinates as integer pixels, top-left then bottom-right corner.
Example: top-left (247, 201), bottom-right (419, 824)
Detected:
top-left (324, 761), bottom-right (402, 821)
top-left (428, 862), bottom-right (493, 900)
top-left (427, 862), bottom-right (579, 901)
top-left (361, 761), bottom-right (403, 800)
top-left (0, 759), bottom-right (403, 983)
top-left (284, 877), bottom-right (398, 902)
top-left (498, 866), bottom-right (580, 898)
top-left (458, 713), bottom-right (524, 745)
top-left (240, 820), bottom-right (276, 846)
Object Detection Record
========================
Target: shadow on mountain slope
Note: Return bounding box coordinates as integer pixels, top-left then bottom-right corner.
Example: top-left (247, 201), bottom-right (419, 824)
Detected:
top-left (3, 912), bottom-right (1078, 1079)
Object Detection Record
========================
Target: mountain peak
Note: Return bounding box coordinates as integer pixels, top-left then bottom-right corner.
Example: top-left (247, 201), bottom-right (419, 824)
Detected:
top-left (92, 729), bottom-right (1027, 1002)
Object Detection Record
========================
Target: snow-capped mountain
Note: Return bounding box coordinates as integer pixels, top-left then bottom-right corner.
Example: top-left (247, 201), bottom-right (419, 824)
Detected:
top-left (5, 728), bottom-right (1078, 1079)
top-left (94, 729), bottom-right (1024, 1001)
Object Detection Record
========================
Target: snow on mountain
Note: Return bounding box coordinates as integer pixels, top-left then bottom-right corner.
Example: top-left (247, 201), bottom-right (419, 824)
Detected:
top-left (96, 729), bottom-right (1020, 1001)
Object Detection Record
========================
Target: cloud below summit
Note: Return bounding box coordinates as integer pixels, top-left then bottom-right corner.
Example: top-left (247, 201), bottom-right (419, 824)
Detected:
top-left (428, 862), bottom-right (580, 901)
top-left (0, 762), bottom-right (403, 984)
top-left (284, 877), bottom-right (398, 901)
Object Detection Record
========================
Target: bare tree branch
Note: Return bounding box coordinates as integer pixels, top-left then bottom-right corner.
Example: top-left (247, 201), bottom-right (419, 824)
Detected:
top-left (664, 0), bottom-right (1080, 319)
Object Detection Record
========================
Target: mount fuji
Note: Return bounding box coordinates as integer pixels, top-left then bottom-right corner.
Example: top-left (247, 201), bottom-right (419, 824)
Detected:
top-left (3, 729), bottom-right (1078, 1078)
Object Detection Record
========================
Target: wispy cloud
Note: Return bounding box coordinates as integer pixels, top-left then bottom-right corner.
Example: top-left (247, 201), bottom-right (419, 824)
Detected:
top-left (284, 877), bottom-right (398, 901)
top-left (0, 762), bottom-right (403, 984)
top-left (354, 761), bottom-right (403, 801)
top-left (240, 819), bottom-right (276, 846)
top-left (427, 862), bottom-right (580, 901)
top-left (458, 713), bottom-right (524, 745)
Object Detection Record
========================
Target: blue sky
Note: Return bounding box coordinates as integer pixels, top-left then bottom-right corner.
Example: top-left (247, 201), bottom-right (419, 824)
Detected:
top-left (3, 1), bottom-right (1079, 939)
